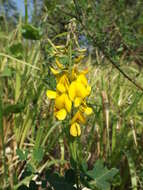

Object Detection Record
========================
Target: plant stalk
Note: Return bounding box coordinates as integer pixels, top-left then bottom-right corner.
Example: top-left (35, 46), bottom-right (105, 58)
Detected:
top-left (0, 80), bottom-right (8, 186)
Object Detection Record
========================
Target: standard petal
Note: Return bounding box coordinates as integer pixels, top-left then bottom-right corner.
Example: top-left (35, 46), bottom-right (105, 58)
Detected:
top-left (55, 94), bottom-right (65, 109)
top-left (55, 109), bottom-right (67, 120)
top-left (46, 90), bottom-right (56, 99)
top-left (77, 74), bottom-right (88, 86)
top-left (76, 82), bottom-right (87, 99)
top-left (68, 82), bottom-right (76, 101)
top-left (70, 122), bottom-right (81, 137)
top-left (64, 94), bottom-right (72, 113)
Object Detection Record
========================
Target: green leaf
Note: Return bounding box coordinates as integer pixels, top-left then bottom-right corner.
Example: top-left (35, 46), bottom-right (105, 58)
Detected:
top-left (16, 149), bottom-right (28, 161)
top-left (22, 24), bottom-right (42, 40)
top-left (47, 172), bottom-right (76, 190)
top-left (0, 67), bottom-right (12, 77)
top-left (87, 160), bottom-right (118, 190)
top-left (65, 169), bottom-right (76, 185)
top-left (33, 147), bottom-right (44, 162)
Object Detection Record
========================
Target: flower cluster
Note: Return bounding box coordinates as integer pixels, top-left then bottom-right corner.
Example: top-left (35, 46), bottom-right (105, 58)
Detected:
top-left (46, 59), bottom-right (92, 137)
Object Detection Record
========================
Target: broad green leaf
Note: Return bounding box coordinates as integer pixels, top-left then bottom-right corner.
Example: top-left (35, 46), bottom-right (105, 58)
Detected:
top-left (65, 169), bottom-right (76, 185)
top-left (16, 149), bottom-right (28, 161)
top-left (87, 160), bottom-right (118, 190)
top-left (33, 147), bottom-right (44, 162)
top-left (47, 172), bottom-right (76, 190)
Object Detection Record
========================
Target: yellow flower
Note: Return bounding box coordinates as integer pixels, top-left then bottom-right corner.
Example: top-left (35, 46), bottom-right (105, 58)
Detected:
top-left (68, 79), bottom-right (91, 106)
top-left (79, 102), bottom-right (93, 116)
top-left (70, 110), bottom-right (85, 137)
top-left (70, 122), bottom-right (81, 137)
top-left (57, 74), bottom-right (69, 93)
top-left (47, 61), bottom-right (92, 135)
top-left (71, 110), bottom-right (86, 124)
top-left (46, 89), bottom-right (72, 120)
top-left (55, 108), bottom-right (67, 120)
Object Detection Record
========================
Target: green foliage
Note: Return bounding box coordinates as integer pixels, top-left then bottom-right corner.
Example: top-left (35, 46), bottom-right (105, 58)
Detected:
top-left (0, 67), bottom-right (12, 77)
top-left (22, 24), bottom-right (42, 40)
top-left (9, 43), bottom-right (24, 59)
top-left (42, 169), bottom-right (76, 190)
top-left (81, 160), bottom-right (118, 190)
top-left (32, 147), bottom-right (44, 162)
top-left (16, 149), bottom-right (28, 161)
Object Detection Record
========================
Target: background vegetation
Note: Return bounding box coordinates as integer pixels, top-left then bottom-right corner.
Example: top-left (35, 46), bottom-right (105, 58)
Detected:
top-left (0, 0), bottom-right (143, 189)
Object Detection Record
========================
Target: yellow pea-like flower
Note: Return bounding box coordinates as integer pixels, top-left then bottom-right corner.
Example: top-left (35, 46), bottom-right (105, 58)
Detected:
top-left (55, 108), bottom-right (67, 120)
top-left (84, 106), bottom-right (93, 115)
top-left (71, 110), bottom-right (86, 124)
top-left (70, 122), bottom-right (81, 137)
top-left (55, 94), bottom-right (65, 109)
top-left (46, 58), bottom-right (92, 136)
top-left (76, 82), bottom-right (88, 99)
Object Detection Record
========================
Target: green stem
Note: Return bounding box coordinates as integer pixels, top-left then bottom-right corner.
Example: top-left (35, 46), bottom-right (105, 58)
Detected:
top-left (0, 81), bottom-right (8, 186)
top-left (24, 0), bottom-right (28, 24)
top-left (71, 139), bottom-right (80, 190)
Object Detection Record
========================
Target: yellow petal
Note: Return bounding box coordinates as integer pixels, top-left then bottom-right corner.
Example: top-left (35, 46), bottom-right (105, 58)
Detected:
top-left (77, 74), bottom-right (88, 86)
top-left (55, 109), bottom-right (67, 120)
top-left (76, 82), bottom-right (87, 99)
top-left (74, 97), bottom-right (82, 107)
top-left (57, 83), bottom-right (66, 93)
top-left (46, 90), bottom-right (56, 99)
top-left (64, 94), bottom-right (72, 113)
top-left (71, 111), bottom-right (86, 124)
top-left (86, 85), bottom-right (91, 96)
top-left (50, 67), bottom-right (60, 75)
top-left (69, 82), bottom-right (76, 101)
top-left (84, 106), bottom-right (93, 115)
top-left (70, 122), bottom-right (81, 137)
top-left (55, 94), bottom-right (65, 109)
